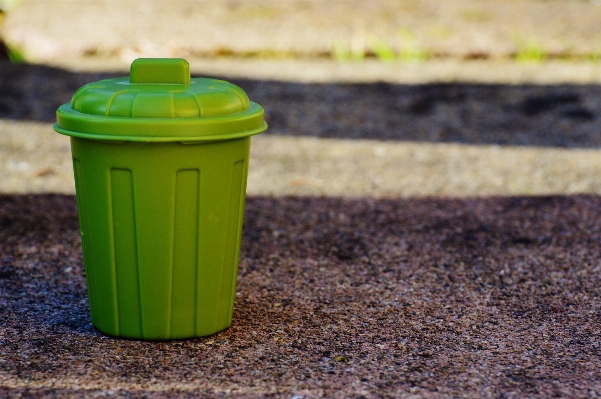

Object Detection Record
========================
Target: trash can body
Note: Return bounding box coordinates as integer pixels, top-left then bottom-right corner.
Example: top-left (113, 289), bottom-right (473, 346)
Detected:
top-left (71, 137), bottom-right (250, 340)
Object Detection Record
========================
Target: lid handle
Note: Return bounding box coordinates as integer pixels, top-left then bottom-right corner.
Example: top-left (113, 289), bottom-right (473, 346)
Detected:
top-left (130, 58), bottom-right (190, 84)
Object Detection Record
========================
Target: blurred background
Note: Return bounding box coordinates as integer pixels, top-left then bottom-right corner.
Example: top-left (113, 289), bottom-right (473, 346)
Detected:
top-left (3, 0), bottom-right (601, 69)
top-left (2, 0), bottom-right (601, 197)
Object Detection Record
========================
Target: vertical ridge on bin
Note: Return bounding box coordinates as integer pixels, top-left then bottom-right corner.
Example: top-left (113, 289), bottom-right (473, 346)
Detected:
top-left (111, 168), bottom-right (142, 338)
top-left (229, 158), bottom-right (249, 324)
top-left (196, 157), bottom-right (232, 336)
top-left (215, 160), bottom-right (245, 332)
top-left (171, 169), bottom-right (200, 338)
top-left (73, 158), bottom-right (97, 324)
top-left (133, 164), bottom-right (177, 339)
top-left (106, 169), bottom-right (120, 336)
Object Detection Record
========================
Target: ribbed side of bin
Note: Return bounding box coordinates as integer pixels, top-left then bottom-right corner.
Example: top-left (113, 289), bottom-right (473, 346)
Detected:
top-left (71, 137), bottom-right (250, 340)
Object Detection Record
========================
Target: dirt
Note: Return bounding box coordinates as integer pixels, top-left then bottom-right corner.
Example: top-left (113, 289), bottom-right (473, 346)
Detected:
top-left (1, 194), bottom-right (601, 397)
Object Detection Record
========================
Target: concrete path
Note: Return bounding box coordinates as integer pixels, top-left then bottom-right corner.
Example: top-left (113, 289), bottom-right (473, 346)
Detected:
top-left (4, 119), bottom-right (601, 197)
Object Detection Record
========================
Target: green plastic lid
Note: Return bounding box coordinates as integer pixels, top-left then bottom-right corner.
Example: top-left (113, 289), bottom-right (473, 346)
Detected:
top-left (54, 58), bottom-right (267, 142)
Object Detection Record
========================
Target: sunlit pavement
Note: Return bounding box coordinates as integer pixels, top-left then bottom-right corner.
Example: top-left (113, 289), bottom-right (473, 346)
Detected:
top-left (4, 119), bottom-right (601, 198)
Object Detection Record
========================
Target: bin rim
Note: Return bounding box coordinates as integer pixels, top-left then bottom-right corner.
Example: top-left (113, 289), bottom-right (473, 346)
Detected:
top-left (54, 102), bottom-right (267, 142)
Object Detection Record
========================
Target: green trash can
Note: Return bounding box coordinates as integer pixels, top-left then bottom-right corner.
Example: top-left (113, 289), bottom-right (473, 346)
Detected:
top-left (54, 58), bottom-right (267, 340)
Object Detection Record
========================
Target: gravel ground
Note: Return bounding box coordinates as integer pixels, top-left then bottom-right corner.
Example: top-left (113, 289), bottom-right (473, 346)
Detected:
top-left (1, 194), bottom-right (601, 397)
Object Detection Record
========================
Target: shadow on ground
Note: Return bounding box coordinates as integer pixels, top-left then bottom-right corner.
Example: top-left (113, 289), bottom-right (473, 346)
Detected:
top-left (1, 61), bottom-right (601, 148)
top-left (1, 194), bottom-right (601, 397)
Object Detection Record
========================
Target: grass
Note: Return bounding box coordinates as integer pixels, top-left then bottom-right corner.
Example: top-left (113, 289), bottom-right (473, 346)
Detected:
top-left (368, 36), bottom-right (396, 62)
top-left (0, 3), bottom-right (27, 63)
top-left (513, 34), bottom-right (547, 63)
top-left (333, 39), bottom-right (361, 62)
top-left (333, 28), bottom-right (429, 63)
top-left (3, 40), bottom-right (25, 63)
top-left (397, 28), bottom-right (429, 62)
top-left (330, 25), bottom-right (601, 64)
top-left (583, 52), bottom-right (601, 62)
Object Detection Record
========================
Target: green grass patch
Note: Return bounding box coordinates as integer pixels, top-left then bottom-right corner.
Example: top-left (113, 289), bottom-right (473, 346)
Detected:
top-left (513, 35), bottom-right (547, 63)
top-left (368, 36), bottom-right (396, 62)
top-left (5, 41), bottom-right (26, 63)
top-left (397, 28), bottom-right (429, 62)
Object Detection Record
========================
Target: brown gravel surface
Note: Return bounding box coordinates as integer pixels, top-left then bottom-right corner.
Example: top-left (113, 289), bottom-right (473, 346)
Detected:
top-left (2, 194), bottom-right (601, 397)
